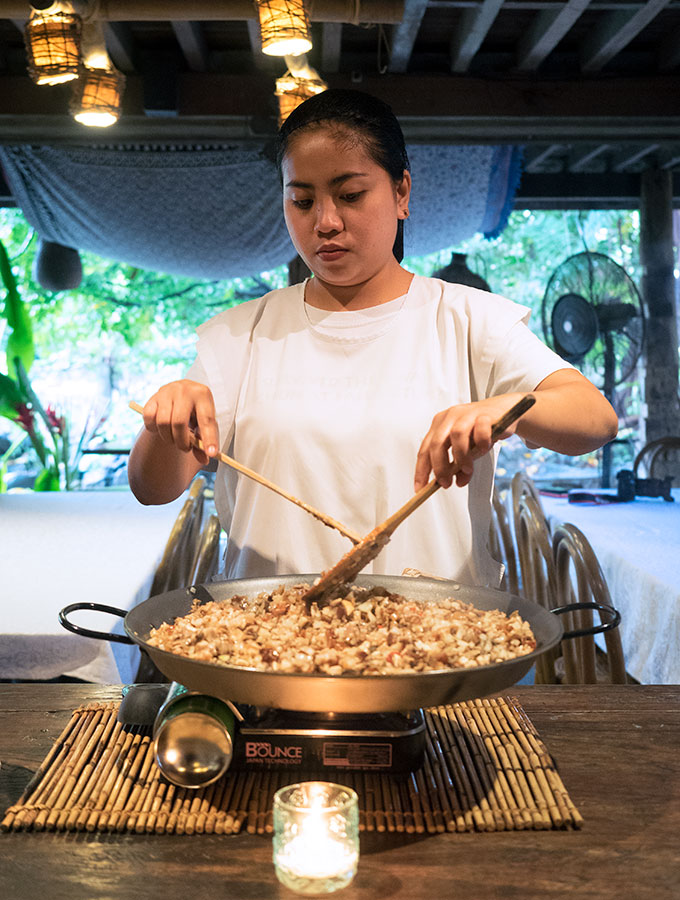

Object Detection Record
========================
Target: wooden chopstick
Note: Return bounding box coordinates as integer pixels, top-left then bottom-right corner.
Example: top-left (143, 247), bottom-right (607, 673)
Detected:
top-left (129, 401), bottom-right (361, 544)
top-left (377, 392), bottom-right (538, 539)
top-left (302, 394), bottom-right (537, 605)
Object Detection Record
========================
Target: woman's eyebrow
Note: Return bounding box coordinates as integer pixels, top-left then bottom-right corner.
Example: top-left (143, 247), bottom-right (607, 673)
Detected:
top-left (285, 172), bottom-right (369, 189)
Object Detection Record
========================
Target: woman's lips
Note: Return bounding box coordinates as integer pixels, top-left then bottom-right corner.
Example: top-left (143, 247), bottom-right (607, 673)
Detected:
top-left (317, 247), bottom-right (347, 262)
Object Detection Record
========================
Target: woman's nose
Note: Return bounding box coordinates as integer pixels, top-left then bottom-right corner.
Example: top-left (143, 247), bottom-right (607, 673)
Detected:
top-left (315, 199), bottom-right (343, 234)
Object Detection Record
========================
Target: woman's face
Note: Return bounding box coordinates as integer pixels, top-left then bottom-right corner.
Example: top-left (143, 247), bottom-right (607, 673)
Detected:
top-left (281, 125), bottom-right (411, 293)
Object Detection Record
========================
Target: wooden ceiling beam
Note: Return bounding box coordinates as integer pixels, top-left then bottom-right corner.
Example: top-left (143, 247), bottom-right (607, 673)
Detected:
top-left (580, 0), bottom-right (671, 72)
top-left (246, 19), bottom-right (270, 70)
top-left (321, 23), bottom-right (343, 73)
top-left (569, 143), bottom-right (611, 171)
top-left (104, 22), bottom-right (135, 73)
top-left (613, 144), bottom-right (660, 172)
top-left (516, 0), bottom-right (591, 72)
top-left (172, 21), bottom-right (210, 73)
top-left (523, 144), bottom-right (564, 172)
top-left (515, 172), bottom-right (680, 208)
top-left (661, 154), bottom-right (680, 169)
top-left (3, 73), bottom-right (680, 143)
top-left (0, 1), bottom-right (406, 24)
top-left (450, 0), bottom-right (504, 73)
top-left (389, 0), bottom-right (429, 73)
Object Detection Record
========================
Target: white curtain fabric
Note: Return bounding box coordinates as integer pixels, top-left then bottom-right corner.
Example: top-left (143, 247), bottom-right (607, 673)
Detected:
top-left (0, 143), bottom-right (522, 278)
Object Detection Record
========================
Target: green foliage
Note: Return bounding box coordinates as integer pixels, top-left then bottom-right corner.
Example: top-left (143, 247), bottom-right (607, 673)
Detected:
top-left (0, 234), bottom-right (34, 378)
top-left (405, 209), bottom-right (642, 336)
top-left (0, 206), bottom-right (645, 486)
top-left (0, 371), bottom-right (23, 419)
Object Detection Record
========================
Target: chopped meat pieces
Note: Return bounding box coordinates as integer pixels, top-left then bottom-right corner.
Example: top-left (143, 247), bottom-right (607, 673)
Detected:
top-left (146, 583), bottom-right (536, 675)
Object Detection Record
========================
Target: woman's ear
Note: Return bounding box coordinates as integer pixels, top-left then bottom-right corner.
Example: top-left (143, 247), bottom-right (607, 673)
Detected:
top-left (397, 170), bottom-right (412, 219)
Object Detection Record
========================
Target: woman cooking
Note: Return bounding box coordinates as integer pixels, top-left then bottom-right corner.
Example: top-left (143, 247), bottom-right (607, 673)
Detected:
top-left (128, 89), bottom-right (618, 587)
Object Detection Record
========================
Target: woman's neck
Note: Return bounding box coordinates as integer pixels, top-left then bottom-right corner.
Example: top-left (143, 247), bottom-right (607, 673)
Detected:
top-left (304, 264), bottom-right (414, 311)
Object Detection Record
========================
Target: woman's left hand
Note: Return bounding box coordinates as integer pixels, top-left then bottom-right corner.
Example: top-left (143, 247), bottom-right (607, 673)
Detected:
top-left (414, 370), bottom-right (620, 491)
top-left (414, 397), bottom-right (520, 491)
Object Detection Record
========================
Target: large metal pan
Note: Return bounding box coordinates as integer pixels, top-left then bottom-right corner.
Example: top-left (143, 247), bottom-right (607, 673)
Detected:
top-left (59, 574), bottom-right (616, 713)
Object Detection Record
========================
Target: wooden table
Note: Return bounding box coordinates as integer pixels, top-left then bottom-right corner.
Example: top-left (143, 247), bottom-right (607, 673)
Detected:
top-left (1, 684), bottom-right (678, 899)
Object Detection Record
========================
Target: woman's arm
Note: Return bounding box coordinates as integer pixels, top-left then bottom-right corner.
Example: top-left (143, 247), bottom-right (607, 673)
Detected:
top-left (414, 368), bottom-right (618, 491)
top-left (128, 380), bottom-right (220, 505)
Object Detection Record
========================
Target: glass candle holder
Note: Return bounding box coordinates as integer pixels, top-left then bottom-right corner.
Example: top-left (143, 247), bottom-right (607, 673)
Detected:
top-left (273, 782), bottom-right (359, 895)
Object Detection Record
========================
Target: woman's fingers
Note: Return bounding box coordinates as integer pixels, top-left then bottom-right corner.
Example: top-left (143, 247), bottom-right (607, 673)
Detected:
top-left (414, 407), bottom-right (497, 491)
top-left (192, 395), bottom-right (218, 457)
top-left (142, 381), bottom-right (219, 459)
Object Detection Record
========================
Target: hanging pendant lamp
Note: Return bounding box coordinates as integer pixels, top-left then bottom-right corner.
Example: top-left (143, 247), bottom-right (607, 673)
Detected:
top-left (24, 3), bottom-right (82, 86)
top-left (275, 71), bottom-right (327, 125)
top-left (255, 0), bottom-right (313, 57)
top-left (70, 19), bottom-right (125, 127)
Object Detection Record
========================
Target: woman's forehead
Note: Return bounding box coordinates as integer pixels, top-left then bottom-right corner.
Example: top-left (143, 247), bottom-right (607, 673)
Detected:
top-left (282, 126), bottom-right (378, 180)
top-left (284, 123), bottom-right (370, 160)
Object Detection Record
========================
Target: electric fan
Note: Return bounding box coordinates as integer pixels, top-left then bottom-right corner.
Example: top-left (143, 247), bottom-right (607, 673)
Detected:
top-left (541, 251), bottom-right (644, 485)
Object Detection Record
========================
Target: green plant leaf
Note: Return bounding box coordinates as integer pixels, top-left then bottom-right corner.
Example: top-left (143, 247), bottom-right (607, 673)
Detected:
top-left (34, 467), bottom-right (60, 491)
top-left (13, 357), bottom-right (51, 430)
top-left (0, 371), bottom-right (25, 419)
top-left (0, 236), bottom-right (34, 378)
top-left (0, 431), bottom-right (27, 493)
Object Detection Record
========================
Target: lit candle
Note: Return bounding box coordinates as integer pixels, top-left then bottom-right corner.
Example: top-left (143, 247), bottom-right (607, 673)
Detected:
top-left (273, 782), bottom-right (359, 895)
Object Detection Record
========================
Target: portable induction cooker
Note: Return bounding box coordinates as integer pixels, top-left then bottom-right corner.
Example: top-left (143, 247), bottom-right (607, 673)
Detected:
top-left (230, 705), bottom-right (426, 775)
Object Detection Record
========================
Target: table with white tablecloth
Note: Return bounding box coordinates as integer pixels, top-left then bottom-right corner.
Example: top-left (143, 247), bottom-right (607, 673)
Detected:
top-left (0, 490), bottom-right (186, 683)
top-left (539, 489), bottom-right (680, 685)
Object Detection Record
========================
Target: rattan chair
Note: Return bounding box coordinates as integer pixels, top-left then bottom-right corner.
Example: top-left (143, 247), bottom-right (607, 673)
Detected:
top-left (511, 471), bottom-right (550, 542)
top-left (489, 487), bottom-right (520, 595)
top-left (633, 436), bottom-right (680, 480)
top-left (133, 476), bottom-right (209, 683)
top-left (551, 522), bottom-right (628, 684)
top-left (149, 475), bottom-right (208, 596)
top-left (189, 513), bottom-right (223, 585)
top-left (513, 489), bottom-right (560, 683)
top-left (176, 475), bottom-right (209, 587)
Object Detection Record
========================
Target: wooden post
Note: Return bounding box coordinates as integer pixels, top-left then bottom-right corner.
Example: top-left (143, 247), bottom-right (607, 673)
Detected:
top-left (639, 169), bottom-right (680, 441)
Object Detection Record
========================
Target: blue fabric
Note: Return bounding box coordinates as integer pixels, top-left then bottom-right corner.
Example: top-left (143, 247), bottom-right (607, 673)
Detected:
top-left (480, 146), bottom-right (524, 239)
top-left (0, 142), bottom-right (522, 277)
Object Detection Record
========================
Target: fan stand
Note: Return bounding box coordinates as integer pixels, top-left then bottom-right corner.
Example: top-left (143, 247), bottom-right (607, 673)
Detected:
top-left (601, 333), bottom-right (616, 488)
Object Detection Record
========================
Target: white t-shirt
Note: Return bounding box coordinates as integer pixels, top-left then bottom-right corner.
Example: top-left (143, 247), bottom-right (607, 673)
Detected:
top-left (186, 274), bottom-right (571, 586)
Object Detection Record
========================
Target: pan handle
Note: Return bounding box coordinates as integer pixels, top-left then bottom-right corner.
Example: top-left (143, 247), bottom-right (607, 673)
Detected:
top-left (59, 602), bottom-right (135, 645)
top-left (549, 601), bottom-right (621, 641)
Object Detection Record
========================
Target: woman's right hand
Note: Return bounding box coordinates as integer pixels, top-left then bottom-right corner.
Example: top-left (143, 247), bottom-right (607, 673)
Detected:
top-left (140, 380), bottom-right (219, 466)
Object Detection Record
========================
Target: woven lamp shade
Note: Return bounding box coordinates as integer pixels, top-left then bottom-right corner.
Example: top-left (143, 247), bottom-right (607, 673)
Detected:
top-left (276, 74), bottom-right (327, 125)
top-left (24, 11), bottom-right (82, 86)
top-left (71, 66), bottom-right (125, 127)
top-left (255, 0), bottom-right (312, 56)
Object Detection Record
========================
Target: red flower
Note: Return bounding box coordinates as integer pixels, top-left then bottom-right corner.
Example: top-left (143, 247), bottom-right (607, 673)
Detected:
top-left (45, 404), bottom-right (66, 435)
top-left (15, 403), bottom-right (36, 435)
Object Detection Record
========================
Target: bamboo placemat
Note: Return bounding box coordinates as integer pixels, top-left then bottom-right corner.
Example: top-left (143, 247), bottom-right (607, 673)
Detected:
top-left (1, 695), bottom-right (583, 835)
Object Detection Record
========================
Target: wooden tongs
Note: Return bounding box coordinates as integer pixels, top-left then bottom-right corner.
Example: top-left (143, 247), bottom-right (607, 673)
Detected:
top-left (301, 394), bottom-right (537, 607)
top-left (129, 401), bottom-right (362, 544)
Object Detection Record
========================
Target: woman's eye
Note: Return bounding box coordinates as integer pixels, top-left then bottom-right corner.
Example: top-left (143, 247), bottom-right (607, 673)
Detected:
top-left (291, 198), bottom-right (312, 210)
top-left (342, 192), bottom-right (363, 203)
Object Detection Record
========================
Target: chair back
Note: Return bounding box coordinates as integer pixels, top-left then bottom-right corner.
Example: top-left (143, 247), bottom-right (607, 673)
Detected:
top-left (552, 522), bottom-right (627, 684)
top-left (511, 471), bottom-right (549, 538)
top-left (148, 475), bottom-right (208, 597)
top-left (514, 488), bottom-right (560, 683)
top-left (190, 514), bottom-right (223, 585)
top-left (489, 487), bottom-right (520, 595)
top-left (133, 477), bottom-right (211, 683)
top-left (178, 475), bottom-right (208, 584)
top-left (633, 436), bottom-right (680, 480)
